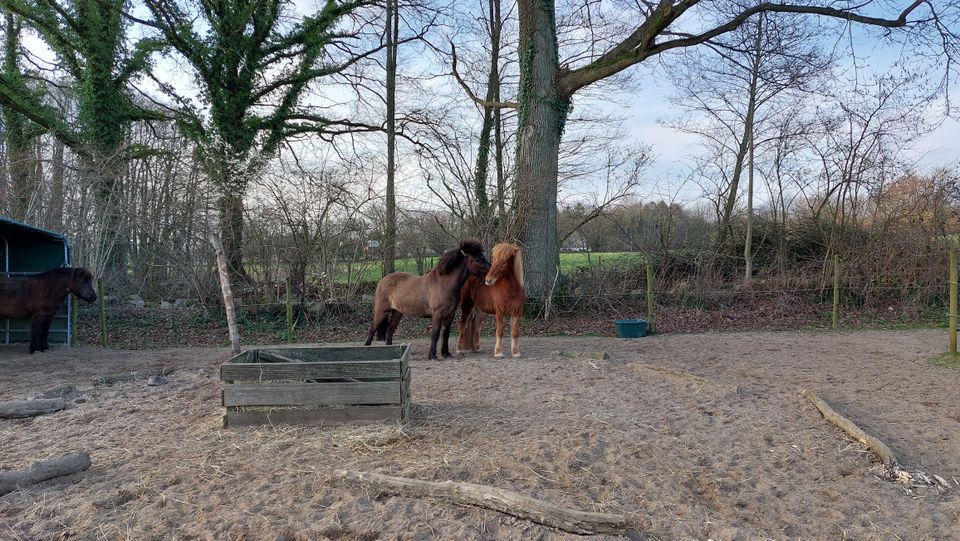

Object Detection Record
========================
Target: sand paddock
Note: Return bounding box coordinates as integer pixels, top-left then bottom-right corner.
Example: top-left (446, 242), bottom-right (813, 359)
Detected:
top-left (1, 329), bottom-right (959, 540)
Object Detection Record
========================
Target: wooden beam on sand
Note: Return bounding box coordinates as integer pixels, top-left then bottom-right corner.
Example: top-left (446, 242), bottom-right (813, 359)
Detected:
top-left (331, 469), bottom-right (627, 535)
top-left (800, 389), bottom-right (898, 468)
top-left (0, 452), bottom-right (91, 495)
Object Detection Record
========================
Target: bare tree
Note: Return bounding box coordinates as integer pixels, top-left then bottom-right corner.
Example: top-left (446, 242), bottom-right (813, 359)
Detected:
top-left (509, 0), bottom-right (957, 302)
top-left (664, 11), bottom-right (831, 284)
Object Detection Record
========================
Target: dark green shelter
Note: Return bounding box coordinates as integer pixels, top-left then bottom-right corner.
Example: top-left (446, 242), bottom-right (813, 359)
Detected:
top-left (0, 217), bottom-right (73, 347)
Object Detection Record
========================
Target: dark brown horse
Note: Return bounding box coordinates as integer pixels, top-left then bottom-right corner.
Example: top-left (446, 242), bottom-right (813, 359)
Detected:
top-left (457, 243), bottom-right (525, 357)
top-left (0, 267), bottom-right (97, 353)
top-left (365, 240), bottom-right (490, 359)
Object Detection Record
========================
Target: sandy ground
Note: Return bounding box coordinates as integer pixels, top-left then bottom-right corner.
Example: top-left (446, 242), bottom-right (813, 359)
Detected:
top-left (1, 329), bottom-right (959, 540)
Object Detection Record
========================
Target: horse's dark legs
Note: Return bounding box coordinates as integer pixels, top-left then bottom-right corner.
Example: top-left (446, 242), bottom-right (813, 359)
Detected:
top-left (365, 310), bottom-right (388, 345)
top-left (440, 314), bottom-right (455, 358)
top-left (30, 313), bottom-right (52, 354)
top-left (428, 316), bottom-right (444, 360)
top-left (385, 311), bottom-right (403, 345)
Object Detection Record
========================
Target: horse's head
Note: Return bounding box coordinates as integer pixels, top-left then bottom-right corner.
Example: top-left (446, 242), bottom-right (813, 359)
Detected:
top-left (70, 268), bottom-right (98, 304)
top-left (485, 243), bottom-right (523, 286)
top-left (436, 239), bottom-right (490, 277)
top-left (459, 239), bottom-right (491, 278)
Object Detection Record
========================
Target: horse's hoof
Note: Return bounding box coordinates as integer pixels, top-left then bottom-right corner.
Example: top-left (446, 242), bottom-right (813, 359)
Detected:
top-left (512, 353), bottom-right (521, 358)
top-left (494, 352), bottom-right (504, 358)
top-left (472, 348), bottom-right (481, 353)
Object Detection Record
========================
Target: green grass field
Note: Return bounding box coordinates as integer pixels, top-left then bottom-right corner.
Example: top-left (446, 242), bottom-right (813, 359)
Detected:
top-left (332, 251), bottom-right (646, 283)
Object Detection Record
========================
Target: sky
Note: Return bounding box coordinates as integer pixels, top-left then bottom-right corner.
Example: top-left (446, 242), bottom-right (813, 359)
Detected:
top-left (612, 72), bottom-right (960, 204)
top-left (15, 0), bottom-right (960, 211)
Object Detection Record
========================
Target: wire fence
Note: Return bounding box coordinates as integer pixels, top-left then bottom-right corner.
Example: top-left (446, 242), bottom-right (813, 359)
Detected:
top-left (70, 250), bottom-right (959, 355)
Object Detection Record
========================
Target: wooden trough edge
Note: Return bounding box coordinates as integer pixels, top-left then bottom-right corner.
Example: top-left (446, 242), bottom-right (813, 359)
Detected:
top-left (222, 381), bottom-right (400, 407)
top-left (220, 360), bottom-right (403, 382)
top-left (224, 406), bottom-right (402, 427)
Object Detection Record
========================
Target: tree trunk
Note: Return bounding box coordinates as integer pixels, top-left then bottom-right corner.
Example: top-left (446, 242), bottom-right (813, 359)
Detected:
top-left (744, 130), bottom-right (755, 287)
top-left (471, 0), bottom-right (502, 244)
top-left (2, 12), bottom-right (36, 222)
top-left (46, 138), bottom-right (65, 230)
top-left (218, 191), bottom-right (247, 284)
top-left (382, 0), bottom-right (398, 276)
top-left (494, 101), bottom-right (506, 236)
top-left (743, 18), bottom-right (762, 288)
top-left (212, 236), bottom-right (242, 354)
top-left (511, 0), bottom-right (566, 303)
top-left (715, 20), bottom-right (762, 255)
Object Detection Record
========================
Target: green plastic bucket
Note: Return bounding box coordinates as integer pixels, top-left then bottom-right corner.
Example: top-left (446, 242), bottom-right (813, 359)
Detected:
top-left (614, 319), bottom-right (648, 338)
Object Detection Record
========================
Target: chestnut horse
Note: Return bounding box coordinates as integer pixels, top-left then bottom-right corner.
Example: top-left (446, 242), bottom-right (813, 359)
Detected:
top-left (457, 243), bottom-right (525, 357)
top-left (0, 267), bottom-right (97, 353)
top-left (365, 240), bottom-right (490, 359)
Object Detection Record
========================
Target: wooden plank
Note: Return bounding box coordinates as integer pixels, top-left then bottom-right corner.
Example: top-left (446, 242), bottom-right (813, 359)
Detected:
top-left (263, 345), bottom-right (408, 362)
top-left (222, 382), bottom-right (400, 407)
top-left (258, 351), bottom-right (304, 363)
top-left (220, 360), bottom-right (402, 382)
top-left (225, 350), bottom-right (253, 364)
top-left (224, 406), bottom-right (402, 427)
top-left (223, 344), bottom-right (411, 364)
top-left (402, 366), bottom-right (411, 402)
top-left (400, 343), bottom-right (411, 421)
top-left (399, 343), bottom-right (410, 371)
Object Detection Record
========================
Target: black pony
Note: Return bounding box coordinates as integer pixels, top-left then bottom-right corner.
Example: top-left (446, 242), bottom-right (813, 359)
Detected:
top-left (0, 267), bottom-right (97, 353)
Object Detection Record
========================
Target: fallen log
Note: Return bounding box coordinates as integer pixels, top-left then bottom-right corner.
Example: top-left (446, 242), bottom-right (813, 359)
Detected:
top-left (800, 389), bottom-right (899, 468)
top-left (0, 398), bottom-right (66, 419)
top-left (632, 364), bottom-right (725, 388)
top-left (331, 469), bottom-right (627, 535)
top-left (0, 452), bottom-right (91, 495)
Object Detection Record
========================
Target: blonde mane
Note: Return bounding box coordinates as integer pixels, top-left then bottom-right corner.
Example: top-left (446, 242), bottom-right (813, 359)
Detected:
top-left (491, 243), bottom-right (523, 287)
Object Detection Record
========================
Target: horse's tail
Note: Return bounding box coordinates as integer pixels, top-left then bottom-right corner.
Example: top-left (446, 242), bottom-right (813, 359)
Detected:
top-left (458, 305), bottom-right (481, 352)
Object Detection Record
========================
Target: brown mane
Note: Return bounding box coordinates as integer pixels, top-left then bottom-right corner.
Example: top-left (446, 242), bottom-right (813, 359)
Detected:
top-left (434, 248), bottom-right (462, 275)
top-left (435, 239), bottom-right (486, 276)
top-left (490, 243), bottom-right (523, 287)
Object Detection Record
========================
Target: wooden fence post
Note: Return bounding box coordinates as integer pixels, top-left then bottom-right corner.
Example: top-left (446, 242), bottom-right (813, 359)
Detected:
top-left (286, 277), bottom-right (293, 344)
top-left (646, 261), bottom-right (654, 334)
top-left (950, 250), bottom-right (957, 355)
top-left (832, 255), bottom-right (840, 330)
top-left (98, 282), bottom-right (107, 347)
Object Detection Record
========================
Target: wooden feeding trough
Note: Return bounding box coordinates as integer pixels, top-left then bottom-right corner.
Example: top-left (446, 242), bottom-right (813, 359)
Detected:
top-left (219, 344), bottom-right (411, 427)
